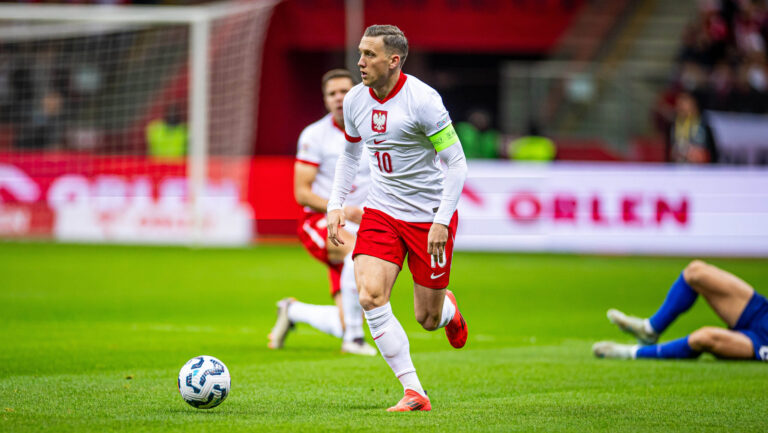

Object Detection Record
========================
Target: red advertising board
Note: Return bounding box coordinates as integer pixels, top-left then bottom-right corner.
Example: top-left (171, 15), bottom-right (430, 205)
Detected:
top-left (0, 153), bottom-right (257, 243)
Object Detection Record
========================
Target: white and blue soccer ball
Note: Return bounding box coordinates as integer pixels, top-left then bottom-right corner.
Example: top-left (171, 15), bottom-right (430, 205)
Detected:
top-left (177, 355), bottom-right (231, 409)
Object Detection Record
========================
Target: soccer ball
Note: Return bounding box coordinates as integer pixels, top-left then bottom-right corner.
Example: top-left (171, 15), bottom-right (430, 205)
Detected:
top-left (177, 355), bottom-right (231, 409)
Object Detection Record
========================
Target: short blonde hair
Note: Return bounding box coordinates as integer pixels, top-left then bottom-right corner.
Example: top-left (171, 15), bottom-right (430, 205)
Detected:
top-left (363, 24), bottom-right (408, 67)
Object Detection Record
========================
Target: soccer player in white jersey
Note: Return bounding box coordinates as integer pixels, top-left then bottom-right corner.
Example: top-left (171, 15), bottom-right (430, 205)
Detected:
top-left (268, 69), bottom-right (376, 357)
top-left (327, 25), bottom-right (469, 412)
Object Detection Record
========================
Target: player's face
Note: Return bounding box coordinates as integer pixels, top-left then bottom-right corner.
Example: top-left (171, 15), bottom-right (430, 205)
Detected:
top-left (357, 36), bottom-right (395, 88)
top-left (323, 77), bottom-right (353, 123)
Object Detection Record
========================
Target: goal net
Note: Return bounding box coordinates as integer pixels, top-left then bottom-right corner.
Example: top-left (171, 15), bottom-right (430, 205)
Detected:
top-left (0, 1), bottom-right (277, 245)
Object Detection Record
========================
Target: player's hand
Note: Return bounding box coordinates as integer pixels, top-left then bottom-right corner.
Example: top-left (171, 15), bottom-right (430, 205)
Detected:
top-left (327, 209), bottom-right (346, 246)
top-left (427, 223), bottom-right (448, 265)
top-left (343, 206), bottom-right (364, 224)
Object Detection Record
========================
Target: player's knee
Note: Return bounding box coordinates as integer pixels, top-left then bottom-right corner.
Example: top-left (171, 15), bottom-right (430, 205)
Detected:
top-left (683, 260), bottom-right (708, 287)
top-left (688, 327), bottom-right (720, 351)
top-left (357, 285), bottom-right (385, 310)
top-left (415, 310), bottom-right (440, 331)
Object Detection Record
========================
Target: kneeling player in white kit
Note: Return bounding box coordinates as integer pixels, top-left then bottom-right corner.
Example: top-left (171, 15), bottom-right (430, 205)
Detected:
top-left (268, 69), bottom-right (376, 356)
top-left (327, 25), bottom-right (469, 411)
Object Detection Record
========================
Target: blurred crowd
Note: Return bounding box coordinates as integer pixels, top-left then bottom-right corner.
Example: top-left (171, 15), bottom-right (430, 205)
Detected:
top-left (3, 0), bottom-right (767, 164)
top-left (0, 16), bottom-right (188, 156)
top-left (656, 0), bottom-right (768, 163)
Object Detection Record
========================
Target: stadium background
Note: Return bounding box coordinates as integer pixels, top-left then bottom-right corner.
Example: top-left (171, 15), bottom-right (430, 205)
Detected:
top-left (1, 0), bottom-right (766, 254)
top-left (1, 1), bottom-right (767, 431)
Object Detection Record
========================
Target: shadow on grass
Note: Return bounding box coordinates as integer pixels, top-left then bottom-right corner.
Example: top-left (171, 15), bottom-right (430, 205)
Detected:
top-left (165, 407), bottom-right (266, 416)
top-left (346, 404), bottom-right (387, 410)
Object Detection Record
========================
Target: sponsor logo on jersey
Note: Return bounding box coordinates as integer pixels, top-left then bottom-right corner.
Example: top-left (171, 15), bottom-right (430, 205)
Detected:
top-left (373, 138), bottom-right (387, 144)
top-left (436, 116), bottom-right (449, 130)
top-left (372, 110), bottom-right (387, 133)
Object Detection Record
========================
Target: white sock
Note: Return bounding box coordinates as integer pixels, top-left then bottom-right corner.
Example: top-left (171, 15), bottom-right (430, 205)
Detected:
top-left (365, 303), bottom-right (425, 396)
top-left (341, 253), bottom-right (364, 342)
top-left (398, 372), bottom-right (423, 395)
top-left (287, 301), bottom-right (343, 338)
top-left (643, 319), bottom-right (657, 335)
top-left (437, 294), bottom-right (456, 329)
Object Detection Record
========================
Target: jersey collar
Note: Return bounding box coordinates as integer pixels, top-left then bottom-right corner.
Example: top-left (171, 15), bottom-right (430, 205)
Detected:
top-left (331, 115), bottom-right (344, 132)
top-left (369, 71), bottom-right (407, 104)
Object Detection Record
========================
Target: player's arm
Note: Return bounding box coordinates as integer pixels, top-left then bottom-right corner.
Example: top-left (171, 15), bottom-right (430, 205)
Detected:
top-left (327, 134), bottom-right (363, 246)
top-left (294, 161), bottom-right (329, 213)
top-left (428, 124), bottom-right (468, 263)
top-left (295, 160), bottom-right (364, 223)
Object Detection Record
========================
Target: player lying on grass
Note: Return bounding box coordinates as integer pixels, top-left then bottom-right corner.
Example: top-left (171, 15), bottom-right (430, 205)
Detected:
top-left (594, 260), bottom-right (768, 361)
top-left (268, 69), bottom-right (376, 357)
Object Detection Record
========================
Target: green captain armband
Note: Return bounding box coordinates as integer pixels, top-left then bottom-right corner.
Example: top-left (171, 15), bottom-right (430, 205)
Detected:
top-left (429, 124), bottom-right (458, 151)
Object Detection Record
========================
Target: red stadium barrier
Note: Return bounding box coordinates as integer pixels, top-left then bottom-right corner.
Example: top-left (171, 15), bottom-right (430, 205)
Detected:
top-left (0, 152), bottom-right (257, 243)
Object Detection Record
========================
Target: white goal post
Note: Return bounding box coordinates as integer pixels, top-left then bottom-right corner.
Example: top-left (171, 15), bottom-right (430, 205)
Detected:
top-left (0, 1), bottom-right (278, 245)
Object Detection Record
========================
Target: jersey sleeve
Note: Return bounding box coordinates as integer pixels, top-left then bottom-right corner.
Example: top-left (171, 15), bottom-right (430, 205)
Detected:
top-left (418, 87), bottom-right (452, 137)
top-left (417, 88), bottom-right (458, 151)
top-left (295, 127), bottom-right (321, 166)
top-left (343, 93), bottom-right (362, 142)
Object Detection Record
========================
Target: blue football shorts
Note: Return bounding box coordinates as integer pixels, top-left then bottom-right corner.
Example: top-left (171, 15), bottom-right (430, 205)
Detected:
top-left (733, 292), bottom-right (768, 361)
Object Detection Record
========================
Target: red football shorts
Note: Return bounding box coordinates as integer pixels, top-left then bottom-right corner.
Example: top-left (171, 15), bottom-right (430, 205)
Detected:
top-left (297, 211), bottom-right (342, 296)
top-left (353, 207), bottom-right (459, 289)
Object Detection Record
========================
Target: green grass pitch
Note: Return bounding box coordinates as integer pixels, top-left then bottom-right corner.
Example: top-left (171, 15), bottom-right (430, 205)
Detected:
top-left (1, 242), bottom-right (767, 432)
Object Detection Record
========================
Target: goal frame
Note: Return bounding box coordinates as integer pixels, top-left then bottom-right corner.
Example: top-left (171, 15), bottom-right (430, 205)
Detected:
top-left (0, 0), bottom-right (278, 243)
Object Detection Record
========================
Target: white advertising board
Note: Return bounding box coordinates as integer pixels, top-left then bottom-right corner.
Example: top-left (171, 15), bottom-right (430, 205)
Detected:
top-left (0, 157), bottom-right (253, 245)
top-left (707, 111), bottom-right (768, 165)
top-left (456, 161), bottom-right (768, 256)
top-left (50, 175), bottom-right (254, 246)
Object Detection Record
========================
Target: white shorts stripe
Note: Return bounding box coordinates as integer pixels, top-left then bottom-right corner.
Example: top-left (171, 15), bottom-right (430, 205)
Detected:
top-left (302, 221), bottom-right (326, 249)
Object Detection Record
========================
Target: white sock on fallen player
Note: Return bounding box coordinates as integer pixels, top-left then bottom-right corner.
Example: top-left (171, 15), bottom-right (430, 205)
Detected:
top-left (365, 303), bottom-right (426, 397)
top-left (340, 253), bottom-right (364, 343)
top-left (287, 301), bottom-right (343, 338)
top-left (437, 293), bottom-right (457, 329)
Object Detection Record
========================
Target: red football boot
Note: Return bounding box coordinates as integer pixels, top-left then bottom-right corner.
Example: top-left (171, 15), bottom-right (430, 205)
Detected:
top-left (444, 290), bottom-right (467, 348)
top-left (386, 389), bottom-right (431, 412)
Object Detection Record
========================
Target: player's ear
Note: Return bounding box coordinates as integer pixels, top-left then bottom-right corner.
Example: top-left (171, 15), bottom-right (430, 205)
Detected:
top-left (389, 53), bottom-right (401, 70)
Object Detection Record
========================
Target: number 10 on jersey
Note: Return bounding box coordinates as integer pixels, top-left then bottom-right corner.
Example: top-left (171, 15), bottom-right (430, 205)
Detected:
top-left (374, 151), bottom-right (392, 173)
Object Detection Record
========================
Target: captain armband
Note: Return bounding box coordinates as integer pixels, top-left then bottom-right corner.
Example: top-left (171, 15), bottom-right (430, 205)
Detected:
top-left (428, 124), bottom-right (459, 152)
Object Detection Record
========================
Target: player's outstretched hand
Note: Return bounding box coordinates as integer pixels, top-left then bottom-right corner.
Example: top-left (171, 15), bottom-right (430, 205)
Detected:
top-left (327, 209), bottom-right (346, 246)
top-left (427, 223), bottom-right (448, 265)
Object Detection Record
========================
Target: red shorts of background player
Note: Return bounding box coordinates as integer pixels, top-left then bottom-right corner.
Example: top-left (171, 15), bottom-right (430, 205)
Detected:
top-left (352, 207), bottom-right (459, 289)
top-left (297, 211), bottom-right (343, 296)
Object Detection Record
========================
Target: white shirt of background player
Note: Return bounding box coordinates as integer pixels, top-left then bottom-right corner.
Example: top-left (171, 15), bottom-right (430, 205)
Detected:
top-left (295, 76), bottom-right (366, 243)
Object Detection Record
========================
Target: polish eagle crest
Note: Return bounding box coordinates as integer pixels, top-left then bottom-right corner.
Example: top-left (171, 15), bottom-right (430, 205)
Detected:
top-left (372, 110), bottom-right (387, 133)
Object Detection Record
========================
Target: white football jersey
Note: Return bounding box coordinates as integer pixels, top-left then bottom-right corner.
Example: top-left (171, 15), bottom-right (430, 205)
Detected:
top-left (343, 73), bottom-right (452, 222)
top-left (296, 113), bottom-right (370, 211)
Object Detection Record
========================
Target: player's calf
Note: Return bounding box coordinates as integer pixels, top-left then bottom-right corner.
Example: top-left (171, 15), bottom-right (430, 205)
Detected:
top-left (687, 326), bottom-right (754, 359)
top-left (688, 327), bottom-right (721, 352)
top-left (415, 310), bottom-right (441, 331)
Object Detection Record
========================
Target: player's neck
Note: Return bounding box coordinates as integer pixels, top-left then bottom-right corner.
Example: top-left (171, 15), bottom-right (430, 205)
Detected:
top-left (371, 70), bottom-right (402, 100)
top-left (332, 115), bottom-right (344, 130)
